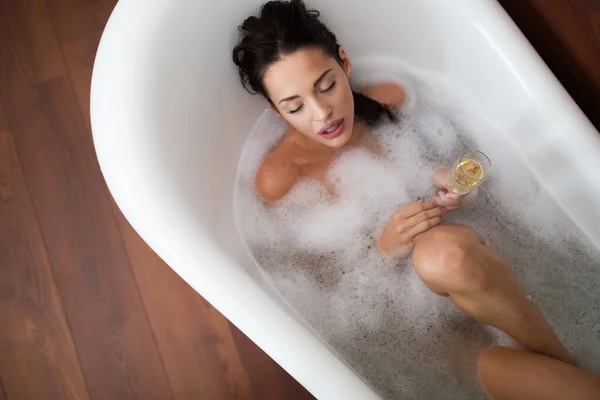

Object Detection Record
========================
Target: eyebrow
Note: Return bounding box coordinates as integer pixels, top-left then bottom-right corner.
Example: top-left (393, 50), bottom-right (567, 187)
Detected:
top-left (278, 68), bottom-right (333, 104)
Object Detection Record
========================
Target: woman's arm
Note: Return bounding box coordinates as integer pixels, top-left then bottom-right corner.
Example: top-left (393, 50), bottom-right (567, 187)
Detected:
top-left (362, 82), bottom-right (406, 108)
top-left (255, 155), bottom-right (298, 202)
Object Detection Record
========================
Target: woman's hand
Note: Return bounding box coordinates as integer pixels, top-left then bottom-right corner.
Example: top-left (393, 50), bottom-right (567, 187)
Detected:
top-left (378, 201), bottom-right (444, 258)
top-left (432, 168), bottom-right (475, 211)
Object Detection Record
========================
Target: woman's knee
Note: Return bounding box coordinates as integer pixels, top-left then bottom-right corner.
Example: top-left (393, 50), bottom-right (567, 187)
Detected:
top-left (413, 225), bottom-right (489, 293)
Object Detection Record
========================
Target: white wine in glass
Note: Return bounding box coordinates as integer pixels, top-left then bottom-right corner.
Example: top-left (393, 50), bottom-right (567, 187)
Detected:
top-left (446, 150), bottom-right (491, 195)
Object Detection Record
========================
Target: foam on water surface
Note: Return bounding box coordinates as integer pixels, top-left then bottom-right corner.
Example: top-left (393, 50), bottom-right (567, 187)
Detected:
top-left (234, 59), bottom-right (600, 400)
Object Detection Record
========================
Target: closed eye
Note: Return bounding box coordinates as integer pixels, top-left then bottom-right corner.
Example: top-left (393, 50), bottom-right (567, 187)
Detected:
top-left (321, 80), bottom-right (336, 93)
top-left (288, 104), bottom-right (303, 114)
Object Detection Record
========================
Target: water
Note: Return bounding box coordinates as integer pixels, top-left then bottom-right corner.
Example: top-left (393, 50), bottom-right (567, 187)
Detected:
top-left (233, 59), bottom-right (600, 399)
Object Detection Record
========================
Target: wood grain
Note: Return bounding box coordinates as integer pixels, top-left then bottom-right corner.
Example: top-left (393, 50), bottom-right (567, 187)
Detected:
top-left (60, 19), bottom-right (311, 397)
top-left (61, 30), bottom-right (103, 131)
top-left (230, 326), bottom-right (316, 400)
top-left (0, 376), bottom-right (6, 400)
top-left (531, 0), bottom-right (600, 87)
top-left (2, 78), bottom-right (172, 400)
top-left (0, 99), bottom-right (89, 400)
top-left (0, 94), bottom-right (7, 132)
top-left (498, 0), bottom-right (600, 130)
top-left (570, 0), bottom-right (600, 54)
top-left (117, 215), bottom-right (255, 398)
top-left (0, 0), bottom-right (598, 399)
top-left (0, 9), bottom-right (30, 93)
top-left (0, 0), bottom-right (65, 87)
top-left (46, 0), bottom-right (118, 41)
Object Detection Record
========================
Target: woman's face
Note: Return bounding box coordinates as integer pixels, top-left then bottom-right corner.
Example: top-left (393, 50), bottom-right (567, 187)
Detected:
top-left (263, 47), bottom-right (355, 148)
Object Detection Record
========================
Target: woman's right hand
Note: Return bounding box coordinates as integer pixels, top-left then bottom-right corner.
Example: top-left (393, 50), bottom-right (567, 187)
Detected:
top-left (377, 201), bottom-right (444, 258)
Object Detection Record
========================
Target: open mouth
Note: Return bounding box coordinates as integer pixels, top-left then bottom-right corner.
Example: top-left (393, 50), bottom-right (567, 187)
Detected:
top-left (319, 119), bottom-right (345, 139)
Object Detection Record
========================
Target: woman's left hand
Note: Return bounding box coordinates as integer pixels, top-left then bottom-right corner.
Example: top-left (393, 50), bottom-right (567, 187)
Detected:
top-left (432, 168), bottom-right (474, 211)
top-left (433, 190), bottom-right (464, 210)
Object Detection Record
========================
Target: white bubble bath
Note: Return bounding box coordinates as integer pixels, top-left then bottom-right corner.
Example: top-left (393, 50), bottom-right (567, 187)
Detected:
top-left (233, 59), bottom-right (600, 399)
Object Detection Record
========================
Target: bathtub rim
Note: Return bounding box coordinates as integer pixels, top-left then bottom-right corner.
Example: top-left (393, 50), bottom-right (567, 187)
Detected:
top-left (90, 0), bottom-right (600, 399)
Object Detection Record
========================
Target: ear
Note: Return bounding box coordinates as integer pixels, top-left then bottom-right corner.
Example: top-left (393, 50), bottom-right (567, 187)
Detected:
top-left (338, 47), bottom-right (352, 78)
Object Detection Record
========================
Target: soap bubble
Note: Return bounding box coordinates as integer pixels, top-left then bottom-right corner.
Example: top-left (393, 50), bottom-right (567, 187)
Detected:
top-left (234, 59), bottom-right (600, 400)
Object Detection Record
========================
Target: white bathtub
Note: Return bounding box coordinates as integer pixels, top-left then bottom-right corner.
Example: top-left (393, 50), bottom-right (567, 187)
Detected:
top-left (91, 0), bottom-right (600, 398)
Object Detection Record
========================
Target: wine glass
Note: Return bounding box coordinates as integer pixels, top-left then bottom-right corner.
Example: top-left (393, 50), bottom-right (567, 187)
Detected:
top-left (446, 150), bottom-right (491, 195)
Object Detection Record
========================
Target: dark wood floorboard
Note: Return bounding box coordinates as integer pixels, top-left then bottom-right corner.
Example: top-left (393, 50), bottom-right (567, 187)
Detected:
top-left (3, 76), bottom-right (174, 399)
top-left (568, 0), bottom-right (600, 55)
top-left (0, 8), bottom-right (31, 93)
top-left (117, 213), bottom-right (255, 399)
top-left (0, 0), bottom-right (598, 399)
top-left (56, 8), bottom-right (312, 398)
top-left (60, 30), bottom-right (103, 133)
top-left (0, 0), bottom-right (65, 85)
top-left (228, 325), bottom-right (319, 400)
top-left (0, 92), bottom-right (7, 132)
top-left (498, 0), bottom-right (600, 130)
top-left (0, 98), bottom-right (89, 400)
top-left (0, 376), bottom-right (6, 400)
top-left (46, 0), bottom-right (118, 41)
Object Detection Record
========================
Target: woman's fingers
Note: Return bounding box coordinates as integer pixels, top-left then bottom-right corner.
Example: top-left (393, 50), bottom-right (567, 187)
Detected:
top-left (380, 200), bottom-right (445, 257)
top-left (393, 201), bottom-right (436, 220)
top-left (433, 195), bottom-right (452, 207)
top-left (444, 192), bottom-right (461, 201)
top-left (433, 168), bottom-right (449, 189)
top-left (406, 216), bottom-right (442, 239)
top-left (444, 205), bottom-right (462, 211)
top-left (433, 190), bottom-right (464, 207)
top-left (402, 206), bottom-right (443, 230)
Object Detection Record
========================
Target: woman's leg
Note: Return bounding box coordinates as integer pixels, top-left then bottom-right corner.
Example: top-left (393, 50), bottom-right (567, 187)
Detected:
top-left (412, 224), bottom-right (573, 363)
top-left (477, 346), bottom-right (600, 400)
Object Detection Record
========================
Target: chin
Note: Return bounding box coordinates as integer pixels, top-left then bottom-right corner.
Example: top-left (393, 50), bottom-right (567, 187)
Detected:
top-left (329, 133), bottom-right (352, 148)
top-left (324, 123), bottom-right (353, 148)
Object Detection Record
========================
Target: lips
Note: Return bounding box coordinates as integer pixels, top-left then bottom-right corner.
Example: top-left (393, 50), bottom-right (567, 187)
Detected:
top-left (318, 118), bottom-right (345, 139)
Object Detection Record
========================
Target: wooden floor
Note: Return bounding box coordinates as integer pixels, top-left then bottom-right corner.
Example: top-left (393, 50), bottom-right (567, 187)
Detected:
top-left (0, 0), bottom-right (598, 399)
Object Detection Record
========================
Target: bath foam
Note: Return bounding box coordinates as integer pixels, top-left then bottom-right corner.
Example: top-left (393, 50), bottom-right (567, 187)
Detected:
top-left (234, 60), bottom-right (600, 400)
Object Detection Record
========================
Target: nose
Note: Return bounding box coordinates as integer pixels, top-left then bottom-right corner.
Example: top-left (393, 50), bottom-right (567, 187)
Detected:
top-left (311, 98), bottom-right (332, 122)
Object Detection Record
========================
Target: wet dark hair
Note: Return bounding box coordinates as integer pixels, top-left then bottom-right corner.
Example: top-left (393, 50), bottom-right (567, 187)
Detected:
top-left (232, 0), bottom-right (396, 126)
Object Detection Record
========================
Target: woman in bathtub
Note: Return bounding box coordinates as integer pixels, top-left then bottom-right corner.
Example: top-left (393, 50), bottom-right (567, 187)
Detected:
top-left (232, 1), bottom-right (600, 398)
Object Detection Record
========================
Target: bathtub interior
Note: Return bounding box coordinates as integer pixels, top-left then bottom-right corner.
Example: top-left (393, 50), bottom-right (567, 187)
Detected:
top-left (92, 0), bottom-right (600, 398)
top-left (128, 0), bottom-right (600, 264)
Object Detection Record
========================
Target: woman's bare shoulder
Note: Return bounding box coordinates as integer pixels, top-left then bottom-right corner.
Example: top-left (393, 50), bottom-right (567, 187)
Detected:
top-left (362, 82), bottom-right (406, 107)
top-left (255, 129), bottom-right (299, 202)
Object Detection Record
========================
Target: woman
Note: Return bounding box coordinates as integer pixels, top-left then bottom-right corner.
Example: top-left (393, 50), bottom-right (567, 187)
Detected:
top-left (233, 0), bottom-right (462, 256)
top-left (232, 2), bottom-right (596, 398)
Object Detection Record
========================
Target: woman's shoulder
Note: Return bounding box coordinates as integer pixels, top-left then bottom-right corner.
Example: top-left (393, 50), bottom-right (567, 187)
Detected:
top-left (361, 82), bottom-right (406, 108)
top-left (255, 131), bottom-right (299, 202)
